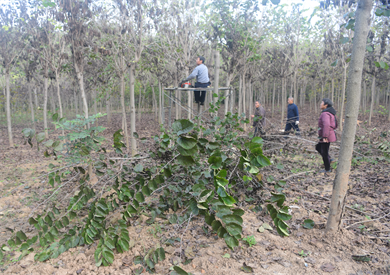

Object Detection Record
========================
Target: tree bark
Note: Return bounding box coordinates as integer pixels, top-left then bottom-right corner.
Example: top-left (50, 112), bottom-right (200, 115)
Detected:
top-left (43, 77), bottom-right (49, 138)
top-left (368, 75), bottom-right (375, 126)
top-left (339, 65), bottom-right (347, 131)
top-left (213, 50), bottom-right (220, 106)
top-left (5, 71), bottom-right (13, 147)
top-left (272, 79), bottom-right (276, 118)
top-left (75, 62), bottom-right (89, 128)
top-left (55, 72), bottom-right (63, 120)
top-left (120, 73), bottom-right (129, 150)
top-left (326, 0), bottom-right (372, 233)
top-left (129, 63), bottom-right (137, 156)
top-left (28, 81), bottom-right (35, 130)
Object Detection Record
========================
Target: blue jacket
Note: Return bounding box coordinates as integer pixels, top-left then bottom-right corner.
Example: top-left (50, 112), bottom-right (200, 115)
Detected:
top-left (287, 103), bottom-right (299, 121)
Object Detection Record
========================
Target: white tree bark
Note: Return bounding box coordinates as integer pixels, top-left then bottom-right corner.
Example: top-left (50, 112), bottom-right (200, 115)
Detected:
top-left (5, 71), bottom-right (13, 147)
top-left (129, 63), bottom-right (137, 156)
top-left (43, 77), bottom-right (49, 138)
top-left (326, 0), bottom-right (372, 233)
top-left (369, 75), bottom-right (375, 126)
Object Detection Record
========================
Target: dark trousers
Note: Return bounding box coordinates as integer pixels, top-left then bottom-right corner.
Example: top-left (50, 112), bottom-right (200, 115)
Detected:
top-left (194, 82), bottom-right (210, 104)
top-left (254, 125), bottom-right (265, 136)
top-left (284, 120), bottom-right (300, 134)
top-left (316, 142), bottom-right (331, 171)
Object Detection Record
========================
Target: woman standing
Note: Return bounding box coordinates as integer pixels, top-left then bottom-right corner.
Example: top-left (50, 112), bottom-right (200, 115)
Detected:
top-left (316, 99), bottom-right (338, 173)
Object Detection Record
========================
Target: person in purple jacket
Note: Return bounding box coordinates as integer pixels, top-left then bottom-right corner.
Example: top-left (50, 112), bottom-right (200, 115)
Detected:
top-left (316, 98), bottom-right (338, 173)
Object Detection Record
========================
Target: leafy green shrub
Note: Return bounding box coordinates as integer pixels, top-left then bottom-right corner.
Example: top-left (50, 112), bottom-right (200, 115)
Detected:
top-left (5, 99), bottom-right (282, 270)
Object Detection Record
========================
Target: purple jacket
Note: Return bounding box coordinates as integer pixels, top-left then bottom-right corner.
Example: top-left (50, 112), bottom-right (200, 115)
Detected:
top-left (318, 111), bottom-right (337, 142)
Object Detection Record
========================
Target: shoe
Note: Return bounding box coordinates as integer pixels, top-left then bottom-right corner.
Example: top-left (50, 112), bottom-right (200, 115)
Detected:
top-left (330, 158), bottom-right (335, 163)
top-left (319, 169), bottom-right (331, 173)
top-left (200, 102), bottom-right (204, 105)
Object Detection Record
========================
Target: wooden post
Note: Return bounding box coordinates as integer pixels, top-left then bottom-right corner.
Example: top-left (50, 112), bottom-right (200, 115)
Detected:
top-left (213, 50), bottom-right (220, 105)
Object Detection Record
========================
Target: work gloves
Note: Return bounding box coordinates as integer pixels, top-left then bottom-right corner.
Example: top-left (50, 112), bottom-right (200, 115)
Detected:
top-left (295, 121), bottom-right (299, 125)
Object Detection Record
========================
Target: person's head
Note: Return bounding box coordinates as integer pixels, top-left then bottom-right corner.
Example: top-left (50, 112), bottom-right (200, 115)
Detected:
top-left (288, 97), bottom-right (294, 104)
top-left (196, 56), bottom-right (205, 65)
top-left (320, 98), bottom-right (333, 110)
top-left (255, 101), bottom-right (260, 108)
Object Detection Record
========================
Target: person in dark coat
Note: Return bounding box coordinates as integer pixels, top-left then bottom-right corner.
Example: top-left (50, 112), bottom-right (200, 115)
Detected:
top-left (284, 97), bottom-right (300, 135)
top-left (315, 98), bottom-right (338, 173)
top-left (251, 100), bottom-right (266, 136)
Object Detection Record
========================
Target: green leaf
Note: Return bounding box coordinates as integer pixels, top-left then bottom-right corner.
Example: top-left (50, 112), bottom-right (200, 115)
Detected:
top-left (118, 239), bottom-right (129, 252)
top-left (146, 257), bottom-right (154, 269)
top-left (366, 45), bottom-right (373, 52)
top-left (222, 215), bottom-right (243, 225)
top-left (270, 193), bottom-right (286, 208)
top-left (37, 132), bottom-right (46, 143)
top-left (62, 216), bottom-right (69, 226)
top-left (198, 190), bottom-right (213, 203)
top-left (29, 217), bottom-right (38, 225)
top-left (177, 145), bottom-right (198, 156)
top-left (277, 212), bottom-right (292, 221)
top-left (277, 219), bottom-right (290, 236)
top-left (303, 219), bottom-right (315, 229)
top-left (134, 163), bottom-right (143, 172)
top-left (270, 0), bottom-right (280, 4)
top-left (127, 205), bottom-right (137, 214)
top-left (256, 155), bottom-right (271, 167)
top-left (173, 265), bottom-right (189, 275)
top-left (177, 136), bottom-right (197, 150)
top-left (52, 113), bottom-right (59, 121)
top-left (241, 263), bottom-right (254, 273)
top-left (102, 250), bottom-right (114, 264)
top-left (208, 156), bottom-right (222, 169)
top-left (205, 214), bottom-right (215, 226)
top-left (232, 209), bottom-right (245, 216)
top-left (225, 223), bottom-right (242, 236)
top-left (16, 231), bottom-right (27, 241)
top-left (221, 195), bottom-right (236, 206)
top-left (142, 185), bottom-right (151, 196)
top-left (261, 0), bottom-right (268, 5)
top-left (172, 119), bottom-right (194, 136)
top-left (379, 61), bottom-right (389, 70)
top-left (211, 220), bottom-right (222, 232)
top-left (345, 19), bottom-right (355, 29)
top-left (157, 247), bottom-right (165, 261)
top-left (224, 235), bottom-right (239, 249)
top-left (135, 192), bottom-right (145, 203)
top-left (177, 155), bottom-right (196, 166)
top-left (330, 59), bottom-right (338, 67)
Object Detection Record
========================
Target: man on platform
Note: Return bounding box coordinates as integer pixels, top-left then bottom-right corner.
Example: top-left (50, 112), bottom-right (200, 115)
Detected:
top-left (181, 56), bottom-right (211, 105)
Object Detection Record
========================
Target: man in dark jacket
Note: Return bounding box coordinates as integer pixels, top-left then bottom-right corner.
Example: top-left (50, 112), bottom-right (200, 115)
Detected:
top-left (284, 97), bottom-right (300, 135)
top-left (251, 101), bottom-right (265, 136)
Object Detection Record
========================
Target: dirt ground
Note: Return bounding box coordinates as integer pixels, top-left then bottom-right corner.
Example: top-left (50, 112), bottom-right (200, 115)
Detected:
top-left (1, 106), bottom-right (390, 274)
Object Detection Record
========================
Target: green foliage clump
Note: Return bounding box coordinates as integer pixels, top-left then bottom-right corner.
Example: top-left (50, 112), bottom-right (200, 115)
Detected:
top-left (5, 99), bottom-right (286, 271)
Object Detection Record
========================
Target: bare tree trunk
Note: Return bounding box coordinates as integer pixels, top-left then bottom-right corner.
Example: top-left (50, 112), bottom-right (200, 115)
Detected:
top-left (238, 75), bottom-right (242, 115)
top-left (387, 81), bottom-right (390, 121)
top-left (43, 77), bottom-right (49, 138)
top-left (152, 85), bottom-right (158, 121)
top-left (281, 77), bottom-right (285, 126)
top-left (106, 91), bottom-right (111, 124)
top-left (120, 73), bottom-right (129, 150)
top-left (242, 75), bottom-right (246, 131)
top-left (33, 87), bottom-right (38, 109)
top-left (272, 79), bottom-right (276, 118)
top-left (213, 50), bottom-right (220, 106)
top-left (129, 64), bottom-right (137, 155)
top-left (331, 78), bottom-right (334, 103)
top-left (369, 75), bottom-right (375, 126)
top-left (224, 77), bottom-right (230, 115)
top-left (75, 62), bottom-right (89, 128)
top-left (326, 0), bottom-right (372, 233)
top-left (158, 80), bottom-right (163, 124)
top-left (339, 65), bottom-right (347, 131)
top-left (28, 81), bottom-right (36, 130)
top-left (5, 71), bottom-right (13, 147)
top-left (55, 72), bottom-right (63, 120)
